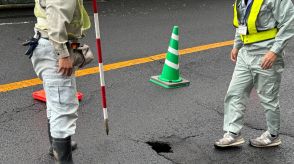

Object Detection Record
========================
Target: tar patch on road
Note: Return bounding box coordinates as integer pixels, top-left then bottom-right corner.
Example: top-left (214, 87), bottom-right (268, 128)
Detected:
top-left (146, 141), bottom-right (173, 153)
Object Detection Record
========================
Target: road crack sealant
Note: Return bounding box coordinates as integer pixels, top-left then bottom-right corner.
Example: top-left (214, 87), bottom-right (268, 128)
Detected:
top-left (0, 103), bottom-right (37, 123)
top-left (157, 154), bottom-right (181, 164)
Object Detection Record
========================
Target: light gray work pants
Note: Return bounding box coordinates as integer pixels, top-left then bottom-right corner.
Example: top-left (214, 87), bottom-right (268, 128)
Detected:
top-left (31, 38), bottom-right (79, 139)
top-left (223, 47), bottom-right (284, 135)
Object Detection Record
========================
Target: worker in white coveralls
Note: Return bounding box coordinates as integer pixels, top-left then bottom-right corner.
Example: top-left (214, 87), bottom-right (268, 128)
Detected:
top-left (25, 0), bottom-right (91, 163)
top-left (214, 0), bottom-right (294, 148)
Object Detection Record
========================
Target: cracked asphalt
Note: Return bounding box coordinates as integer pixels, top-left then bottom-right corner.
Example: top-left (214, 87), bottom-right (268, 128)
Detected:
top-left (1, 0), bottom-right (294, 163)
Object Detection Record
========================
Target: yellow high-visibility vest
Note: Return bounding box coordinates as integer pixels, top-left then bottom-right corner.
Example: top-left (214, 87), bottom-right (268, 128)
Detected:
top-left (34, 0), bottom-right (91, 34)
top-left (233, 0), bottom-right (277, 44)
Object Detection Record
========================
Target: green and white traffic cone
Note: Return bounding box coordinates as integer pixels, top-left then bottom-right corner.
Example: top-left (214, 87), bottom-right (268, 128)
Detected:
top-left (150, 26), bottom-right (190, 88)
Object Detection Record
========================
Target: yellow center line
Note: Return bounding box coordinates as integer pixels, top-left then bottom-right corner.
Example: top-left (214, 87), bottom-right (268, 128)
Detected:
top-left (0, 40), bottom-right (233, 93)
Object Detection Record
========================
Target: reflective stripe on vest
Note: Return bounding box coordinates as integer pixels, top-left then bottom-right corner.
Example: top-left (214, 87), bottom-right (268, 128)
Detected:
top-left (233, 0), bottom-right (277, 44)
top-left (34, 0), bottom-right (90, 31)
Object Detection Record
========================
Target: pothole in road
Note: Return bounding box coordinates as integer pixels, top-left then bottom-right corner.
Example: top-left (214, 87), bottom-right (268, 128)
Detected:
top-left (146, 141), bottom-right (173, 153)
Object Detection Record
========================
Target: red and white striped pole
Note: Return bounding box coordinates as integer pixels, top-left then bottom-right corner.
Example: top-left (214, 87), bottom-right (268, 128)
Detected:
top-left (92, 0), bottom-right (109, 135)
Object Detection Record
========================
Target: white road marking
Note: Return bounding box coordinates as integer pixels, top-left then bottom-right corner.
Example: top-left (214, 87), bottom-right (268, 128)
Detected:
top-left (0, 21), bottom-right (34, 26)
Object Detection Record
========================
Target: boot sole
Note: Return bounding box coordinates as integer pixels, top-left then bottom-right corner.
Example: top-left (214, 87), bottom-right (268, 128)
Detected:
top-left (249, 139), bottom-right (282, 148)
top-left (214, 138), bottom-right (245, 148)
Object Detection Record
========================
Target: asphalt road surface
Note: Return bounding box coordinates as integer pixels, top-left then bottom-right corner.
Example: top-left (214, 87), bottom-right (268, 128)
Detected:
top-left (1, 0), bottom-right (294, 164)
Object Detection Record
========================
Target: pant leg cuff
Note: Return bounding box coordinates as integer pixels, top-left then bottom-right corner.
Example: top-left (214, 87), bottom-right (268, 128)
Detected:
top-left (268, 129), bottom-right (279, 136)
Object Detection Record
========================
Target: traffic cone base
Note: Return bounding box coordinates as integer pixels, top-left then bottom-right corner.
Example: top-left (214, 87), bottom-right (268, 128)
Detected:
top-left (150, 75), bottom-right (190, 89)
top-left (32, 89), bottom-right (83, 102)
top-left (159, 76), bottom-right (182, 83)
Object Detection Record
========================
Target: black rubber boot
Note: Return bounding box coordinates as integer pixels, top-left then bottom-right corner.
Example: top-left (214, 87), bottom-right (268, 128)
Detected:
top-left (52, 136), bottom-right (74, 164)
top-left (48, 120), bottom-right (78, 156)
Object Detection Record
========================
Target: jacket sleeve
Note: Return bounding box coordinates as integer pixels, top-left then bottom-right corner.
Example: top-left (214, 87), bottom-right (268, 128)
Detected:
top-left (233, 30), bottom-right (243, 50)
top-left (46, 0), bottom-right (77, 58)
top-left (270, 0), bottom-right (294, 54)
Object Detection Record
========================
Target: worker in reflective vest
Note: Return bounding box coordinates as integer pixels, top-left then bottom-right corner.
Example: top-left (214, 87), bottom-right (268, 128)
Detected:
top-left (215, 0), bottom-right (294, 148)
top-left (30, 0), bottom-right (90, 163)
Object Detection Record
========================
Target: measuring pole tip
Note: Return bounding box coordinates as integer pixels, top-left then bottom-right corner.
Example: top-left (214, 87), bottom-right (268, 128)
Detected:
top-left (105, 119), bottom-right (109, 135)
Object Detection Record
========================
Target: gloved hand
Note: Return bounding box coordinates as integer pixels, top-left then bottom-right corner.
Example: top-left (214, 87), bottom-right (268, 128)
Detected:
top-left (22, 31), bottom-right (41, 59)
